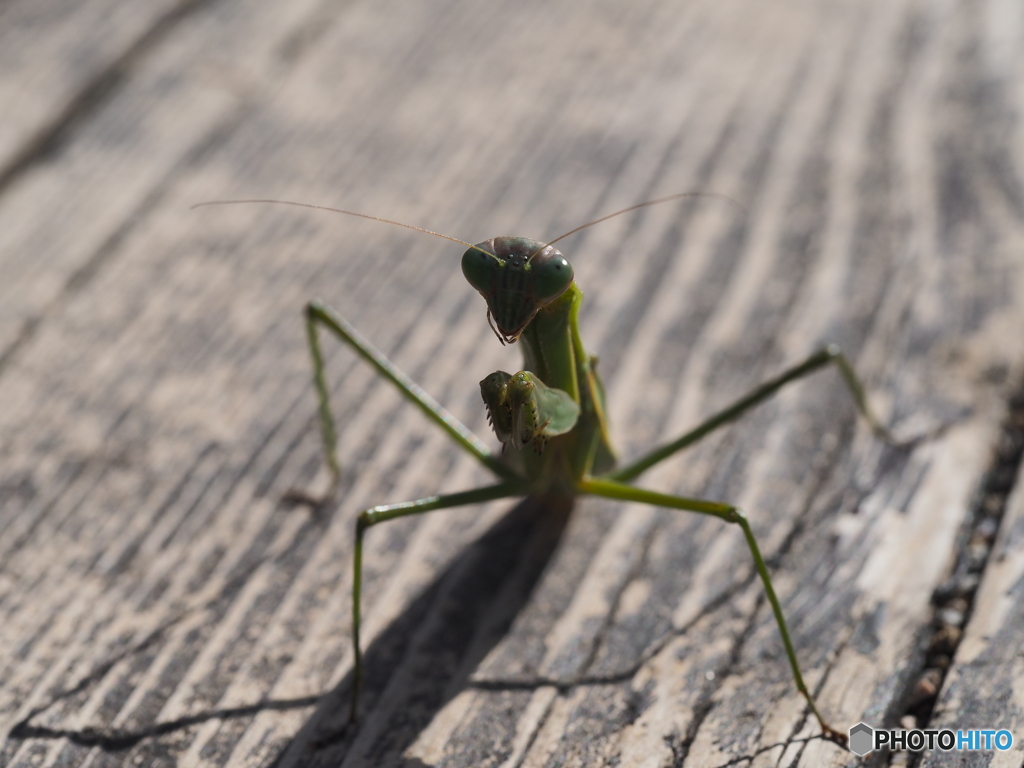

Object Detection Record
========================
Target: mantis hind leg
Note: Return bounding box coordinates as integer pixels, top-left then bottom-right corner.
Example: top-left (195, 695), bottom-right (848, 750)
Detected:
top-left (287, 301), bottom-right (519, 507)
top-left (608, 345), bottom-right (902, 484)
top-left (349, 481), bottom-right (523, 721)
top-left (578, 477), bottom-right (848, 746)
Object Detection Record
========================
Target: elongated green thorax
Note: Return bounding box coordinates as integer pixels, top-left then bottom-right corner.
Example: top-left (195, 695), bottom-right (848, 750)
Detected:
top-left (465, 237), bottom-right (615, 487)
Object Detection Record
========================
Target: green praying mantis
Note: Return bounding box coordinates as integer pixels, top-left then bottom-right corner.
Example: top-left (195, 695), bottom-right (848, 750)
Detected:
top-left (200, 193), bottom-right (907, 746)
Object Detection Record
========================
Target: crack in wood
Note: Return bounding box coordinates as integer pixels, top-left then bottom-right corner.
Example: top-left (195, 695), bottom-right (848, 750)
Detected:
top-left (892, 384), bottom-right (1024, 768)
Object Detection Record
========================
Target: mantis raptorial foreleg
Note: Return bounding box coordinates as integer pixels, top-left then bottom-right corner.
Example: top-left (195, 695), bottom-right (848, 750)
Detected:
top-left (350, 481), bottom-right (523, 720)
top-left (578, 477), bottom-right (847, 745)
top-left (300, 300), bottom-right (518, 499)
top-left (607, 345), bottom-right (901, 484)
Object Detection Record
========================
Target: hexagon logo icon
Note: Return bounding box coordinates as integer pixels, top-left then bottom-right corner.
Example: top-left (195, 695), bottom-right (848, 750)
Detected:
top-left (849, 722), bottom-right (874, 756)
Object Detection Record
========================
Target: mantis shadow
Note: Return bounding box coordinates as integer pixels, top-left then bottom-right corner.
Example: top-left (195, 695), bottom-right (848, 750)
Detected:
top-left (273, 494), bottom-right (571, 767)
top-left (7, 496), bottom-right (569, 767)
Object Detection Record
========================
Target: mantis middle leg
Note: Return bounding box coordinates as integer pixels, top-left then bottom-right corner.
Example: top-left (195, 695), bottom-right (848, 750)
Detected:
top-left (301, 300), bottom-right (518, 499)
top-left (608, 345), bottom-right (900, 484)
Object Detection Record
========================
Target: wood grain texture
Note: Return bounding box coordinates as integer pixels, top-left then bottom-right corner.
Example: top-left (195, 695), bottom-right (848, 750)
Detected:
top-left (918, 392), bottom-right (1024, 768)
top-left (2, 0), bottom-right (1024, 766)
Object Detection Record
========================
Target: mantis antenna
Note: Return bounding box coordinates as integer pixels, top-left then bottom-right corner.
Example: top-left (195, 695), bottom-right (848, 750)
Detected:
top-left (526, 191), bottom-right (744, 262)
top-left (191, 199), bottom-right (480, 251)
top-left (193, 192), bottom-right (743, 264)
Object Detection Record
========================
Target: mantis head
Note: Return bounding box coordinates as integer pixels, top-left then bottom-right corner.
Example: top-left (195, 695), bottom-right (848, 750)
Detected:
top-left (193, 193), bottom-right (738, 345)
top-left (462, 237), bottom-right (574, 344)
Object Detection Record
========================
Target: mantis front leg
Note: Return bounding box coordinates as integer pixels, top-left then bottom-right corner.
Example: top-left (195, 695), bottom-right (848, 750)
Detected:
top-left (578, 477), bottom-right (848, 746)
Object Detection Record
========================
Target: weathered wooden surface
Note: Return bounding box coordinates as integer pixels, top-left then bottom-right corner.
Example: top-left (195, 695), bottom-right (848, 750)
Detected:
top-left (2, 0), bottom-right (1024, 767)
top-left (918, 391), bottom-right (1024, 768)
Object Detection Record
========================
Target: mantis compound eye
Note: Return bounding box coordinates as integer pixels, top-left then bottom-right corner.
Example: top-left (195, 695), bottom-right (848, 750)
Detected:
top-left (528, 250), bottom-right (574, 301)
top-left (461, 245), bottom-right (500, 293)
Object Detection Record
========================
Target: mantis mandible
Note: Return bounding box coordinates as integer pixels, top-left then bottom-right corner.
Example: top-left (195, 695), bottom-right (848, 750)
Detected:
top-left (199, 193), bottom-right (903, 746)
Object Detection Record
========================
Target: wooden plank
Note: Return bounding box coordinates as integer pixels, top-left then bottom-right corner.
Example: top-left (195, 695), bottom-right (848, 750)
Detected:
top-left (0, 0), bottom-right (331, 367)
top-left (1, 0), bottom-right (1023, 766)
top-left (0, 0), bottom-right (184, 179)
top-left (918, 394), bottom-right (1024, 768)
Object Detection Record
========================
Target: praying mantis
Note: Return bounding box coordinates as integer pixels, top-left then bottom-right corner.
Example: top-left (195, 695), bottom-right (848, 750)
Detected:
top-left (200, 193), bottom-right (904, 746)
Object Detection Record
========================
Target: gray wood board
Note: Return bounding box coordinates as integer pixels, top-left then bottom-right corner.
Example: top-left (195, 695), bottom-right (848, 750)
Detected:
top-left (919, 395), bottom-right (1024, 768)
top-left (2, 0), bottom-right (1024, 767)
